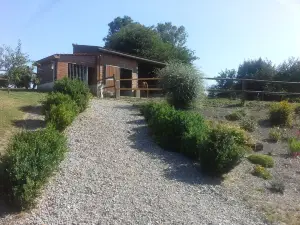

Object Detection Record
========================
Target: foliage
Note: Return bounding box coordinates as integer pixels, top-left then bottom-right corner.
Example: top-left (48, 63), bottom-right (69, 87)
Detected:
top-left (53, 78), bottom-right (90, 112)
top-left (199, 124), bottom-right (246, 174)
top-left (211, 57), bottom-right (300, 101)
top-left (269, 101), bottom-right (293, 126)
top-left (1, 125), bottom-right (67, 209)
top-left (157, 61), bottom-right (205, 109)
top-left (140, 102), bottom-right (208, 158)
top-left (269, 127), bottom-right (282, 142)
top-left (0, 40), bottom-right (35, 88)
top-left (294, 105), bottom-right (300, 114)
top-left (45, 102), bottom-right (78, 131)
top-left (288, 138), bottom-right (300, 153)
top-left (240, 117), bottom-right (256, 132)
top-left (104, 16), bottom-right (197, 63)
top-left (103, 16), bottom-right (134, 42)
top-left (268, 180), bottom-right (285, 194)
top-left (225, 109), bottom-right (246, 121)
top-left (247, 154), bottom-right (274, 168)
top-left (252, 165), bottom-right (272, 180)
top-left (41, 92), bottom-right (75, 116)
top-left (210, 69), bottom-right (237, 98)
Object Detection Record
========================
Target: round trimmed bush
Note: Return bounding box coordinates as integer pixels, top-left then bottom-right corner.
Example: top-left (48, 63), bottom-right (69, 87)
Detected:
top-left (199, 125), bottom-right (246, 175)
top-left (41, 92), bottom-right (73, 116)
top-left (46, 102), bottom-right (79, 131)
top-left (53, 78), bottom-right (90, 112)
top-left (157, 61), bottom-right (205, 109)
top-left (2, 125), bottom-right (67, 209)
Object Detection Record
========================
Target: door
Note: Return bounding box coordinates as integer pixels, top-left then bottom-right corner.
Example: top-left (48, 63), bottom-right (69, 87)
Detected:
top-left (105, 65), bottom-right (120, 95)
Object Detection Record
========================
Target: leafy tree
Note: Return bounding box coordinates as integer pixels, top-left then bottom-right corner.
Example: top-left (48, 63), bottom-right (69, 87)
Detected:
top-left (0, 40), bottom-right (34, 88)
top-left (155, 22), bottom-right (187, 47)
top-left (103, 16), bottom-right (134, 43)
top-left (274, 57), bottom-right (300, 93)
top-left (104, 17), bottom-right (197, 63)
top-left (211, 69), bottom-right (237, 97)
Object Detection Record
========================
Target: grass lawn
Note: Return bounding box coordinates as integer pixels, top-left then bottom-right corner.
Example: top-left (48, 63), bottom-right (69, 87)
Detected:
top-left (0, 90), bottom-right (46, 154)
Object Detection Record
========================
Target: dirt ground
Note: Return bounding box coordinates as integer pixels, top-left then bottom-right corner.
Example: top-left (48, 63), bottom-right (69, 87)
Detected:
top-left (198, 98), bottom-right (300, 225)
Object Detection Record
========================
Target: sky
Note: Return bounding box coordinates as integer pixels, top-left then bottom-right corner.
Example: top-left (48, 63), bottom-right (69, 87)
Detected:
top-left (1, 0), bottom-right (300, 86)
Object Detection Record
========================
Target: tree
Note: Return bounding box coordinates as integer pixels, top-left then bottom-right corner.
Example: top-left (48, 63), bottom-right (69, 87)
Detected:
top-left (236, 58), bottom-right (276, 100)
top-left (103, 17), bottom-right (197, 63)
top-left (211, 69), bottom-right (237, 98)
top-left (155, 22), bottom-right (187, 47)
top-left (103, 16), bottom-right (134, 43)
top-left (274, 57), bottom-right (300, 93)
top-left (0, 40), bottom-right (34, 88)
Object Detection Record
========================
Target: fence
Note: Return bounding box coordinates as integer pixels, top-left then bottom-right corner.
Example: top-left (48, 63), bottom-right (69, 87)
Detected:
top-left (103, 75), bottom-right (300, 100)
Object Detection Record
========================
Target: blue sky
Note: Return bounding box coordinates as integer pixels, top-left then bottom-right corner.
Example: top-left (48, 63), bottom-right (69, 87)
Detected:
top-left (1, 0), bottom-right (300, 85)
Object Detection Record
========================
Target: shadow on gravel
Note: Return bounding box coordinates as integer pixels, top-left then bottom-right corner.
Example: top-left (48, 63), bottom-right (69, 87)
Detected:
top-left (258, 119), bottom-right (272, 128)
top-left (12, 119), bottom-right (45, 130)
top-left (127, 120), bottom-right (221, 186)
top-left (19, 105), bottom-right (43, 115)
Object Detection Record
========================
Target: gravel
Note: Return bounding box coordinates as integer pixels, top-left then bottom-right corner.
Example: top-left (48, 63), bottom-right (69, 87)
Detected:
top-left (1, 99), bottom-right (266, 225)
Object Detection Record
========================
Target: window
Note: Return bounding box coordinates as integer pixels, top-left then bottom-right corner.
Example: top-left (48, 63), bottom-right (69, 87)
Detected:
top-left (68, 63), bottom-right (88, 83)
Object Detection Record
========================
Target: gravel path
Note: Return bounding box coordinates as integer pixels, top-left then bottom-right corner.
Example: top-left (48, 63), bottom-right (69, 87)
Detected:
top-left (1, 99), bottom-right (266, 225)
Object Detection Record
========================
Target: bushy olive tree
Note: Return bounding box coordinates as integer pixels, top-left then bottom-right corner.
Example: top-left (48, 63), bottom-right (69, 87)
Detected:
top-left (157, 61), bottom-right (205, 109)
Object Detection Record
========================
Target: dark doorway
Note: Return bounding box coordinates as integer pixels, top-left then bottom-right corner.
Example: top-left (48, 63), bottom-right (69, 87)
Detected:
top-left (120, 68), bottom-right (132, 96)
top-left (88, 67), bottom-right (96, 86)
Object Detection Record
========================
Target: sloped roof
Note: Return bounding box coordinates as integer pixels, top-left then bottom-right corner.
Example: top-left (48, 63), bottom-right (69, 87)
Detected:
top-left (72, 44), bottom-right (166, 66)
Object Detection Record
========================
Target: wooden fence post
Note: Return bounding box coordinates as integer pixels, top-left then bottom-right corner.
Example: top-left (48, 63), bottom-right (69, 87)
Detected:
top-left (114, 74), bottom-right (120, 99)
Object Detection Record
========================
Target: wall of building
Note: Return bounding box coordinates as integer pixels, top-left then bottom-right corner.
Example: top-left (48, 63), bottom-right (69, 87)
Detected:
top-left (37, 61), bottom-right (55, 84)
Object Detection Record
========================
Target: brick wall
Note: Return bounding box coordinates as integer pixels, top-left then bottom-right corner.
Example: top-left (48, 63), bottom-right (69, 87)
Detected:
top-left (57, 62), bottom-right (68, 80)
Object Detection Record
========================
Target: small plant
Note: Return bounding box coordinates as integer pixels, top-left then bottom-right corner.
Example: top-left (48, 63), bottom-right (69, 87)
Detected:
top-left (252, 165), bottom-right (272, 180)
top-left (240, 117), bottom-right (256, 132)
top-left (45, 102), bottom-right (79, 131)
top-left (269, 127), bottom-right (282, 142)
top-left (288, 137), bottom-right (300, 154)
top-left (247, 154), bottom-right (274, 168)
top-left (269, 101), bottom-right (293, 126)
top-left (2, 125), bottom-right (67, 209)
top-left (268, 180), bottom-right (285, 194)
top-left (225, 109), bottom-right (246, 121)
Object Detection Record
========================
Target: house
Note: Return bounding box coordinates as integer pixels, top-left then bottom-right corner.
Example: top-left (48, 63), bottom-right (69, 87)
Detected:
top-left (36, 44), bottom-right (165, 97)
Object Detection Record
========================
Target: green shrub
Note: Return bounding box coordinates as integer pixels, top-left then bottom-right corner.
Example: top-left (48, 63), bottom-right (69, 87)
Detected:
top-left (41, 92), bottom-right (74, 116)
top-left (2, 125), bottom-right (67, 209)
top-left (225, 109), bottom-right (246, 121)
top-left (140, 102), bottom-right (208, 159)
top-left (247, 154), bottom-right (274, 168)
top-left (288, 138), bottom-right (300, 153)
top-left (240, 117), bottom-right (256, 132)
top-left (269, 101), bottom-right (293, 126)
top-left (252, 165), bottom-right (272, 180)
top-left (53, 78), bottom-right (90, 112)
top-left (45, 102), bottom-right (78, 131)
top-left (157, 61), bottom-right (205, 109)
top-left (269, 127), bottom-right (281, 142)
top-left (199, 124), bottom-right (246, 175)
